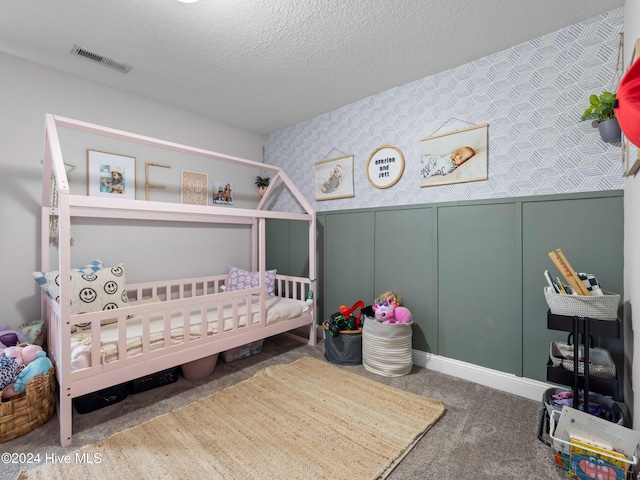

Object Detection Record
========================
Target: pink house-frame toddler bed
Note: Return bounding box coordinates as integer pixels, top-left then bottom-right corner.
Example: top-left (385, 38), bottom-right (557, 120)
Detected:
top-left (40, 114), bottom-right (317, 446)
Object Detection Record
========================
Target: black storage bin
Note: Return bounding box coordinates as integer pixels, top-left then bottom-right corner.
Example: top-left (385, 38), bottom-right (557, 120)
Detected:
top-left (129, 366), bottom-right (180, 394)
top-left (73, 382), bottom-right (128, 414)
top-left (323, 325), bottom-right (362, 366)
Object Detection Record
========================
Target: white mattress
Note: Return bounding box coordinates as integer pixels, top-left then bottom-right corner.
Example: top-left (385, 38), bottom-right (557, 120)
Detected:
top-left (70, 296), bottom-right (308, 370)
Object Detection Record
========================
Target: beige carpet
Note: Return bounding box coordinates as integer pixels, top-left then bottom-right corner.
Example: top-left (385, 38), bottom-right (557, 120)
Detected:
top-left (17, 356), bottom-right (445, 480)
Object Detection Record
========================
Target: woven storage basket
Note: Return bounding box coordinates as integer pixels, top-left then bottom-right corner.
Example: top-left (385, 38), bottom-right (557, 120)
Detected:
top-left (362, 318), bottom-right (413, 377)
top-left (544, 288), bottom-right (620, 320)
top-left (0, 368), bottom-right (55, 443)
top-left (549, 342), bottom-right (616, 379)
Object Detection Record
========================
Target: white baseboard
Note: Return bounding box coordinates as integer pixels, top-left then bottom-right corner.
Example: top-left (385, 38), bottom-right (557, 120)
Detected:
top-left (412, 350), bottom-right (554, 402)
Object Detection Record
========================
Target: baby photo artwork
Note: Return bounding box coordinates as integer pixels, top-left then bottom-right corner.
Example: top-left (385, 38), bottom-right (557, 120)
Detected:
top-left (87, 149), bottom-right (136, 199)
top-left (315, 154), bottom-right (354, 201)
top-left (419, 124), bottom-right (488, 188)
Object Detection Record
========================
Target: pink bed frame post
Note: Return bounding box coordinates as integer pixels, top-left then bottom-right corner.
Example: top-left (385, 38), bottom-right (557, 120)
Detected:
top-left (43, 114), bottom-right (75, 446)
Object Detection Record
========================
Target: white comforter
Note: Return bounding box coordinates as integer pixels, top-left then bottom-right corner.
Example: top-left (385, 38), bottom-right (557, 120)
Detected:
top-left (70, 296), bottom-right (308, 370)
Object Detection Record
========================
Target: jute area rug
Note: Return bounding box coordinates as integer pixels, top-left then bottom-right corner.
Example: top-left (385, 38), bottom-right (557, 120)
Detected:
top-left (18, 357), bottom-right (445, 480)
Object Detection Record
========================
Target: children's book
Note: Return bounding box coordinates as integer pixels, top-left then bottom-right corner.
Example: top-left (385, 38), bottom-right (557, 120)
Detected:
top-left (569, 436), bottom-right (629, 480)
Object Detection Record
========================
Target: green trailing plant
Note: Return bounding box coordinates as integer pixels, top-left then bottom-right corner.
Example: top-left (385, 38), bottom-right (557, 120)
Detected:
top-left (580, 91), bottom-right (617, 125)
top-left (255, 175), bottom-right (270, 188)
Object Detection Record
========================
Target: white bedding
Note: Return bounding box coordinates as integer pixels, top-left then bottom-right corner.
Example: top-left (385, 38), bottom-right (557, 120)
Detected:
top-left (70, 295), bottom-right (308, 370)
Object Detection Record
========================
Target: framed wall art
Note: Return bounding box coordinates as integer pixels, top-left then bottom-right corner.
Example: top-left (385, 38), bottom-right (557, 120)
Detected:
top-left (315, 154), bottom-right (354, 201)
top-left (181, 170), bottom-right (208, 205)
top-left (87, 149), bottom-right (136, 199)
top-left (211, 181), bottom-right (234, 205)
top-left (419, 124), bottom-right (488, 188)
top-left (366, 146), bottom-right (404, 189)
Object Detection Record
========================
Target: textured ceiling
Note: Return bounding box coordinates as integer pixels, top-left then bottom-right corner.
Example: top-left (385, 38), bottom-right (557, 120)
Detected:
top-left (0, 0), bottom-right (624, 134)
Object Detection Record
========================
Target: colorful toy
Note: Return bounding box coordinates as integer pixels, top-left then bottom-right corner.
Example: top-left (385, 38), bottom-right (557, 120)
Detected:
top-left (12, 351), bottom-right (52, 395)
top-left (373, 298), bottom-right (413, 324)
top-left (0, 324), bottom-right (29, 350)
top-left (325, 300), bottom-right (366, 336)
top-left (4, 344), bottom-right (43, 365)
top-left (394, 305), bottom-right (413, 324)
top-left (0, 356), bottom-right (24, 391)
top-left (374, 291), bottom-right (404, 307)
top-left (373, 301), bottom-right (396, 323)
top-left (339, 300), bottom-right (365, 327)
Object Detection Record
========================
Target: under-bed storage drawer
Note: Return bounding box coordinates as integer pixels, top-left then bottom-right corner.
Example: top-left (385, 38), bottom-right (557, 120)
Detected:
top-left (221, 339), bottom-right (264, 362)
top-left (129, 367), bottom-right (179, 394)
top-left (73, 383), bottom-right (128, 414)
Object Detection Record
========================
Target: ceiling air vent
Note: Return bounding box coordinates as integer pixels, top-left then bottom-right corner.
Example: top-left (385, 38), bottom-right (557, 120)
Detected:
top-left (70, 45), bottom-right (132, 73)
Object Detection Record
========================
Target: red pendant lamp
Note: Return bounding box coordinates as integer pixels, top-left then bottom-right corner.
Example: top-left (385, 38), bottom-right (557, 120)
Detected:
top-left (614, 54), bottom-right (640, 148)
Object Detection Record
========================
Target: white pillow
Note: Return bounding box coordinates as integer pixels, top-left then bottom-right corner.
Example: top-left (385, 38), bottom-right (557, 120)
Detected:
top-left (70, 263), bottom-right (128, 315)
top-left (32, 260), bottom-right (104, 302)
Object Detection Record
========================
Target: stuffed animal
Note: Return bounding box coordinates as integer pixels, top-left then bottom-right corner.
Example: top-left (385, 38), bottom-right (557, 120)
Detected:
top-left (0, 356), bottom-right (24, 392)
top-left (374, 291), bottom-right (403, 307)
top-left (12, 351), bottom-right (52, 395)
top-left (0, 324), bottom-right (28, 351)
top-left (373, 298), bottom-right (413, 324)
top-left (373, 301), bottom-right (396, 323)
top-left (4, 344), bottom-right (43, 365)
top-left (394, 305), bottom-right (413, 324)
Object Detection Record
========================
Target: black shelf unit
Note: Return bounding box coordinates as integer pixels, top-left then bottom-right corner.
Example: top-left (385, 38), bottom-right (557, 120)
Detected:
top-left (546, 311), bottom-right (621, 407)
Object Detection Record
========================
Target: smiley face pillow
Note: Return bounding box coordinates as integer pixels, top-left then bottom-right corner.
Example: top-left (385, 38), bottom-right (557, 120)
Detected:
top-left (69, 263), bottom-right (128, 315)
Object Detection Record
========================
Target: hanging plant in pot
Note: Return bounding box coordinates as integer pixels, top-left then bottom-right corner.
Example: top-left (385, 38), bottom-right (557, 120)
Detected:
top-left (580, 91), bottom-right (621, 143)
top-left (255, 175), bottom-right (270, 196)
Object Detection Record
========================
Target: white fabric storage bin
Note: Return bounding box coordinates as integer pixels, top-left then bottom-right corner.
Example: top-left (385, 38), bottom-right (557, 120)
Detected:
top-left (362, 317), bottom-right (413, 377)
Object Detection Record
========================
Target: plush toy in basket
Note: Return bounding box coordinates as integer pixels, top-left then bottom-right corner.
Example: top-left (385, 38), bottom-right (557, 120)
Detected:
top-left (0, 336), bottom-right (56, 443)
top-left (0, 364), bottom-right (56, 443)
top-left (372, 298), bottom-right (413, 324)
top-left (1, 345), bottom-right (52, 399)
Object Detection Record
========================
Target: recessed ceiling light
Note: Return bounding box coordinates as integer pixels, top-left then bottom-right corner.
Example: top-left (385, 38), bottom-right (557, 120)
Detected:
top-left (176, 0), bottom-right (198, 3)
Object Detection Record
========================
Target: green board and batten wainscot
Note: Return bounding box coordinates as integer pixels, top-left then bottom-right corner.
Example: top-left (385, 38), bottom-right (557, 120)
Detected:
top-left (266, 190), bottom-right (623, 394)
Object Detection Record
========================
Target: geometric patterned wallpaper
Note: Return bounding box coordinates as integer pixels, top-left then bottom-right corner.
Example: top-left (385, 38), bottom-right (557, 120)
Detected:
top-left (265, 9), bottom-right (624, 213)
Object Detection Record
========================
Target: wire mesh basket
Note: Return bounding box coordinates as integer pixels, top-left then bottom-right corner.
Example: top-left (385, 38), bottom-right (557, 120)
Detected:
top-left (544, 288), bottom-right (620, 320)
top-left (547, 409), bottom-right (639, 479)
top-left (549, 341), bottom-right (617, 379)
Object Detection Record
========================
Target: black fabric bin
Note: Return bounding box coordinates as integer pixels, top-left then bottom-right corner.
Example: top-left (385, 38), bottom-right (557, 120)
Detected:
top-left (323, 326), bottom-right (362, 366)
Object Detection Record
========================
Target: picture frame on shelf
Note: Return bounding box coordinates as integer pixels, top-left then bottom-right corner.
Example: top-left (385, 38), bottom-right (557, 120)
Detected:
top-left (181, 170), bottom-right (209, 205)
top-left (211, 181), bottom-right (234, 205)
top-left (87, 149), bottom-right (136, 199)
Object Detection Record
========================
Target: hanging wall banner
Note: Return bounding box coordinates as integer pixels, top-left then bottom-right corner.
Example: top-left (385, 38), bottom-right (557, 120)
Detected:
top-left (366, 145), bottom-right (405, 189)
top-left (315, 154), bottom-right (355, 201)
top-left (419, 124), bottom-right (488, 188)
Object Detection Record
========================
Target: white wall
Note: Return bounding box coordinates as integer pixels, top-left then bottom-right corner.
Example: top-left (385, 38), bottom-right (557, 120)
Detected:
top-left (0, 52), bottom-right (265, 328)
top-left (623, 0), bottom-right (640, 428)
